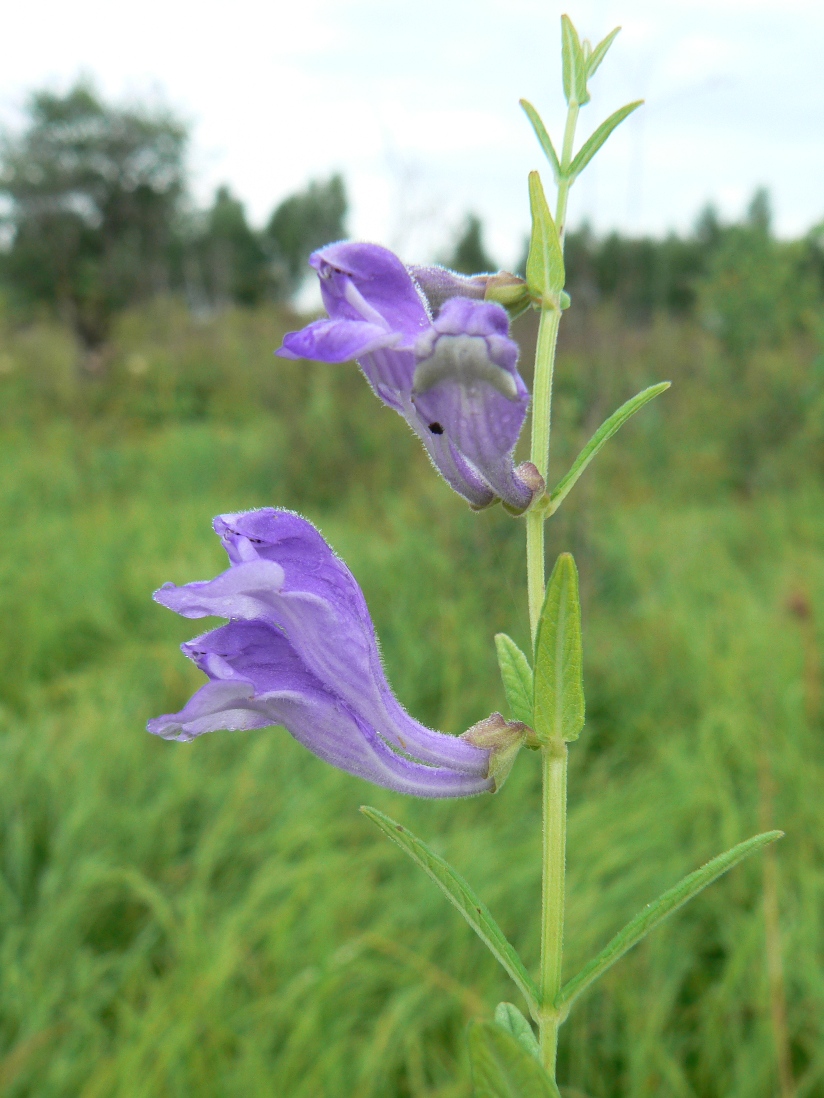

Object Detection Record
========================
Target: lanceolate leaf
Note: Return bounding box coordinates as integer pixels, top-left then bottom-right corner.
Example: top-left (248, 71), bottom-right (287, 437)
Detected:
top-left (494, 1002), bottom-right (541, 1063)
top-left (533, 554), bottom-right (584, 743)
top-left (547, 383), bottom-right (670, 515)
top-left (495, 633), bottom-right (534, 727)
top-left (560, 15), bottom-right (589, 106)
top-left (568, 101), bottom-right (643, 179)
top-left (558, 830), bottom-right (784, 1010)
top-left (586, 26), bottom-right (621, 81)
top-left (519, 100), bottom-right (561, 182)
top-left (361, 807), bottom-right (539, 1012)
top-left (470, 1021), bottom-right (560, 1098)
top-left (526, 172), bottom-right (565, 303)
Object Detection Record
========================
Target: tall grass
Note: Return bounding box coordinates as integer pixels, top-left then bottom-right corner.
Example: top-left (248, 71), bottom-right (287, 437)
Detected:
top-left (0, 298), bottom-right (822, 1095)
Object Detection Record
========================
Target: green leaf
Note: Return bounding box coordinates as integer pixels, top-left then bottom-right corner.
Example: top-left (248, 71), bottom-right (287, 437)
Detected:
top-left (360, 807), bottom-right (539, 1011)
top-left (560, 15), bottom-right (588, 106)
top-left (495, 634), bottom-right (534, 727)
top-left (470, 1021), bottom-right (560, 1098)
top-left (494, 1002), bottom-right (541, 1063)
top-left (526, 172), bottom-right (565, 302)
top-left (568, 101), bottom-right (643, 179)
top-left (519, 100), bottom-right (561, 182)
top-left (547, 383), bottom-right (670, 515)
top-left (533, 554), bottom-right (584, 743)
top-left (586, 26), bottom-right (621, 80)
top-left (558, 830), bottom-right (784, 1010)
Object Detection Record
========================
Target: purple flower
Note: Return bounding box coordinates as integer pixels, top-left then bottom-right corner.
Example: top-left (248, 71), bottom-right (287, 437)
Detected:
top-left (277, 243), bottom-right (543, 513)
top-left (149, 509), bottom-right (524, 797)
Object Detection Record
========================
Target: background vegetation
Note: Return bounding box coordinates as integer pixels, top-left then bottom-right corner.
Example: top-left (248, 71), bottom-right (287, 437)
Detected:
top-left (0, 82), bottom-right (823, 1097)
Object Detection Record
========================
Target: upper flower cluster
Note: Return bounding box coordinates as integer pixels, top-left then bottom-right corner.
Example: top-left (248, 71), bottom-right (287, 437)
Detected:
top-left (278, 242), bottom-right (543, 513)
top-left (149, 508), bottom-right (523, 797)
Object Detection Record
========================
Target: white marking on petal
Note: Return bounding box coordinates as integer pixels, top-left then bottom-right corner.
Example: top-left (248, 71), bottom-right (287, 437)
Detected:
top-left (413, 334), bottom-right (519, 400)
top-left (343, 279), bottom-right (392, 330)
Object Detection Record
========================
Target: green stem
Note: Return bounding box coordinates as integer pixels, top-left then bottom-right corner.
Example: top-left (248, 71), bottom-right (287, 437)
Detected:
top-left (525, 101), bottom-right (578, 643)
top-left (539, 741), bottom-right (568, 1074)
top-left (555, 102), bottom-right (578, 241)
top-left (526, 97), bottom-right (579, 1084)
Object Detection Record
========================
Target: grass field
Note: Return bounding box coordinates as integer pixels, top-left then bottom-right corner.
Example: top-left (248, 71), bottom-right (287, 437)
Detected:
top-left (0, 298), bottom-right (822, 1096)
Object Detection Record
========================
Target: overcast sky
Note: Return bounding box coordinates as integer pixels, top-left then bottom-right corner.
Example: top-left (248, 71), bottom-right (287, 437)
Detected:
top-left (2, 0), bottom-right (822, 268)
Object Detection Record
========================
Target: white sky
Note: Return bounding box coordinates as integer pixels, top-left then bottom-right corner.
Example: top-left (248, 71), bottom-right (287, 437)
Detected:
top-left (2, 0), bottom-right (823, 269)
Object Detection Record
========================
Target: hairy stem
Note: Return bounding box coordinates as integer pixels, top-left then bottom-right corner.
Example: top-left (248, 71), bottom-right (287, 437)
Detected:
top-left (527, 97), bottom-right (579, 1082)
top-left (539, 741), bottom-right (568, 1074)
top-left (556, 102), bottom-right (579, 240)
top-left (526, 102), bottom-right (578, 642)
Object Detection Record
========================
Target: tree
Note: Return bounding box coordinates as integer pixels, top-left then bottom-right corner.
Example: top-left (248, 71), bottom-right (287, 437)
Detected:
top-left (697, 188), bottom-right (812, 359)
top-left (441, 214), bottom-right (497, 274)
top-left (0, 81), bottom-right (187, 352)
top-left (264, 174), bottom-right (347, 298)
top-left (191, 186), bottom-right (267, 307)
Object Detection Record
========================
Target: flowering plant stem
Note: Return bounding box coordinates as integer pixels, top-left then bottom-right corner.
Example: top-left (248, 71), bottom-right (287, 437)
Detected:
top-left (528, 98), bottom-right (579, 1081)
top-left (539, 740), bottom-right (568, 1076)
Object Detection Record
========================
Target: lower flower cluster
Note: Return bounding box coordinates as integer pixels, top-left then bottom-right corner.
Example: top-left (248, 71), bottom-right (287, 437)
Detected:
top-left (149, 509), bottom-right (521, 797)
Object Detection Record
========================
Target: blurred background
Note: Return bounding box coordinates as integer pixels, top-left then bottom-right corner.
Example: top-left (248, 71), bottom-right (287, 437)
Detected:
top-left (0, 1), bottom-right (823, 1095)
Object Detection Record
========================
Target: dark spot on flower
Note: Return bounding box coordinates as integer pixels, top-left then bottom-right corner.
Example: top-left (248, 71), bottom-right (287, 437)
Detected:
top-left (428, 422), bottom-right (444, 434)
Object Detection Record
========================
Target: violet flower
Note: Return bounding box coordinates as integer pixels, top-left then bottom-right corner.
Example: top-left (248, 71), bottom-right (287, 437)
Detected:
top-left (277, 243), bottom-right (543, 513)
top-left (149, 509), bottom-right (524, 797)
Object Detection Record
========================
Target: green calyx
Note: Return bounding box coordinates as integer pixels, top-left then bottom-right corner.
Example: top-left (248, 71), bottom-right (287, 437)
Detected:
top-left (461, 713), bottom-right (532, 791)
top-left (484, 271), bottom-right (533, 319)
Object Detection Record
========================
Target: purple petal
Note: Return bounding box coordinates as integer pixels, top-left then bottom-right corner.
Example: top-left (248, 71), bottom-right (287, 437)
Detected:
top-left (355, 344), bottom-right (416, 413)
top-left (311, 242), bottom-right (430, 341)
top-left (278, 318), bottom-right (399, 363)
top-left (150, 620), bottom-right (492, 798)
top-left (153, 559), bottom-right (287, 621)
top-left (148, 680), bottom-right (270, 740)
top-left (398, 392), bottom-right (497, 509)
top-left (427, 297), bottom-right (512, 340)
top-left (156, 509), bottom-right (491, 777)
top-left (410, 299), bottom-right (536, 512)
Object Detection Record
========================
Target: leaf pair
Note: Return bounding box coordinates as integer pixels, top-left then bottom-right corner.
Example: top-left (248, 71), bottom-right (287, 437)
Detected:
top-left (521, 17), bottom-right (642, 210)
top-left (363, 802), bottom-right (781, 1020)
top-left (521, 98), bottom-right (642, 191)
top-left (561, 15), bottom-right (618, 107)
top-left (496, 551), bottom-right (583, 746)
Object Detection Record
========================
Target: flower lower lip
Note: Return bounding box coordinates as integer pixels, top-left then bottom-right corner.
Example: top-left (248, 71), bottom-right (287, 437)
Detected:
top-left (412, 334), bottom-right (521, 400)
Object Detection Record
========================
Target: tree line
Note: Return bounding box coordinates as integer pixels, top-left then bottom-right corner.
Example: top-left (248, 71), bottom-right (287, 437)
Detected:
top-left (0, 82), bottom-right (347, 351)
top-left (1, 82), bottom-right (822, 361)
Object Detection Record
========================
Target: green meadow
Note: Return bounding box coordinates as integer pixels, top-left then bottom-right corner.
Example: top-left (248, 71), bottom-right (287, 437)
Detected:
top-left (0, 297), bottom-right (823, 1096)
